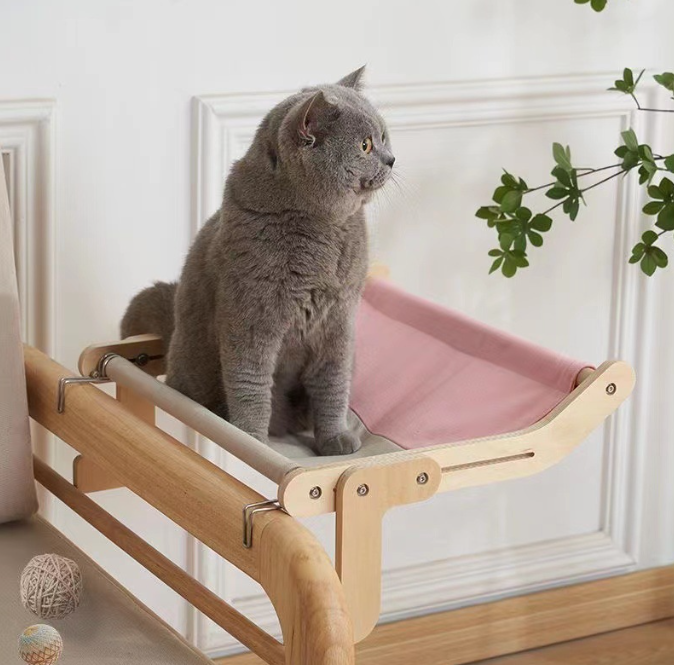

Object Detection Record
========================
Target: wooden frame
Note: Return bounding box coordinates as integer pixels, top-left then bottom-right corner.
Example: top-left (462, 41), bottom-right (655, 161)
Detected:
top-left (25, 346), bottom-right (353, 665)
top-left (25, 320), bottom-right (634, 660)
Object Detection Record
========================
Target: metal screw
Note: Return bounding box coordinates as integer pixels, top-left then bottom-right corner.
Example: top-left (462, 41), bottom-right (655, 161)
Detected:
top-left (356, 484), bottom-right (369, 497)
top-left (606, 383), bottom-right (617, 395)
top-left (417, 472), bottom-right (429, 485)
top-left (309, 486), bottom-right (322, 500)
top-left (136, 353), bottom-right (150, 367)
top-left (89, 370), bottom-right (100, 379)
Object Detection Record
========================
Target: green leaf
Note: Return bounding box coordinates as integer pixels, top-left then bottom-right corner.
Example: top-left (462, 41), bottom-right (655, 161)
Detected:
top-left (630, 243), bottom-right (646, 261)
top-left (621, 129), bottom-right (639, 153)
top-left (654, 72), bottom-right (674, 94)
top-left (546, 187), bottom-right (569, 200)
top-left (552, 143), bottom-right (573, 172)
top-left (643, 201), bottom-right (665, 215)
top-left (501, 172), bottom-right (519, 189)
top-left (500, 190), bottom-right (523, 213)
top-left (515, 207), bottom-right (532, 222)
top-left (614, 145), bottom-right (629, 158)
top-left (492, 186), bottom-right (509, 204)
top-left (551, 166), bottom-right (572, 188)
top-left (641, 253), bottom-right (657, 276)
top-left (528, 230), bottom-right (543, 247)
top-left (623, 151), bottom-right (640, 171)
top-left (652, 246), bottom-right (669, 268)
top-left (660, 177), bottom-right (674, 198)
top-left (591, 0), bottom-right (607, 10)
top-left (639, 144), bottom-right (654, 161)
top-left (642, 230), bottom-right (658, 245)
top-left (489, 257), bottom-right (504, 274)
top-left (624, 68), bottom-right (634, 87)
top-left (509, 250), bottom-right (529, 268)
top-left (656, 204), bottom-right (674, 231)
top-left (648, 184), bottom-right (664, 200)
top-left (665, 155), bottom-right (674, 172)
top-left (476, 206), bottom-right (498, 220)
top-left (502, 257), bottom-right (517, 278)
top-left (568, 198), bottom-right (580, 221)
top-left (499, 233), bottom-right (513, 250)
top-left (530, 214), bottom-right (553, 232)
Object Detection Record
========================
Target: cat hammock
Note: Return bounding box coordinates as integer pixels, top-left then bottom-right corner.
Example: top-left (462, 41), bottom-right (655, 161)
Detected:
top-left (42, 275), bottom-right (634, 649)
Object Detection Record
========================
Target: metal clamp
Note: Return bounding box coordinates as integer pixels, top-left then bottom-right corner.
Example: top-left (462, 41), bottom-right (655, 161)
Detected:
top-left (243, 499), bottom-right (284, 549)
top-left (57, 351), bottom-right (122, 413)
top-left (57, 376), bottom-right (110, 413)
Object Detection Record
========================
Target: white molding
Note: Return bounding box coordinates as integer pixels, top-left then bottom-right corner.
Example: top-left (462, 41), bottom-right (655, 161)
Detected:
top-left (191, 74), bottom-right (653, 656)
top-left (0, 99), bottom-right (57, 499)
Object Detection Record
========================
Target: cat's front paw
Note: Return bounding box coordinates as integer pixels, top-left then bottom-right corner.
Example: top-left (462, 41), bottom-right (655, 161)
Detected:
top-left (316, 431), bottom-right (361, 456)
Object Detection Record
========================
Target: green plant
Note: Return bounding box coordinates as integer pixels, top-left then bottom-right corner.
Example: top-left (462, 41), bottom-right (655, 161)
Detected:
top-left (477, 68), bottom-right (674, 277)
top-left (574, 0), bottom-right (609, 11)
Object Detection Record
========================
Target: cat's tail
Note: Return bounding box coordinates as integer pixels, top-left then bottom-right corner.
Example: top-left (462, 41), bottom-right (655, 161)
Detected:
top-left (120, 281), bottom-right (177, 344)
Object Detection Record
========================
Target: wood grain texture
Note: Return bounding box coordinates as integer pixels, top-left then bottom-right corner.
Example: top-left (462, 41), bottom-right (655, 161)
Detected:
top-left (216, 566), bottom-right (674, 665)
top-left (335, 457), bottom-right (441, 643)
top-left (74, 383), bottom-right (156, 492)
top-left (35, 457), bottom-right (284, 665)
top-left (26, 345), bottom-right (355, 665)
top-left (24, 344), bottom-right (263, 577)
top-left (259, 518), bottom-right (355, 665)
top-left (478, 619), bottom-right (674, 664)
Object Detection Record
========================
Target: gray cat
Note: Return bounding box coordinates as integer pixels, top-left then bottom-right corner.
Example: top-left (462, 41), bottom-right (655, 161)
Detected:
top-left (121, 67), bottom-right (394, 455)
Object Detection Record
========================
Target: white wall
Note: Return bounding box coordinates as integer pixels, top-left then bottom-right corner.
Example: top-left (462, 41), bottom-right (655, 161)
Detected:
top-left (3, 0), bottom-right (674, 657)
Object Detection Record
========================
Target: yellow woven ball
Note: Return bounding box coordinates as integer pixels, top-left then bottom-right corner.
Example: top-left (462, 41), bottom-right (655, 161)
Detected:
top-left (18, 624), bottom-right (63, 665)
top-left (20, 554), bottom-right (83, 619)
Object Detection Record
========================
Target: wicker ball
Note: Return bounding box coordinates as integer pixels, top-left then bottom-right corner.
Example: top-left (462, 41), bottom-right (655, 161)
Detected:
top-left (20, 554), bottom-right (83, 619)
top-left (18, 624), bottom-right (63, 664)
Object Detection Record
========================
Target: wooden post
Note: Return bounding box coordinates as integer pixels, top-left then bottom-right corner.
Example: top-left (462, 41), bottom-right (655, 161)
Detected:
top-left (335, 457), bottom-right (441, 643)
top-left (74, 384), bottom-right (155, 492)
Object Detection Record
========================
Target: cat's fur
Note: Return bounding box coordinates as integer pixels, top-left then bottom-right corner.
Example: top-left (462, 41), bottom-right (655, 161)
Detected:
top-left (121, 67), bottom-right (394, 455)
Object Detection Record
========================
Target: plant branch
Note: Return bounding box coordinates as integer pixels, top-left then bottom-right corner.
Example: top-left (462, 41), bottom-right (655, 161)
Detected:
top-left (630, 92), bottom-right (674, 114)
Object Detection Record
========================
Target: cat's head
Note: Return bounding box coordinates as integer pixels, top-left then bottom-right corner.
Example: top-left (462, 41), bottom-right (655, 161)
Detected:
top-left (272, 67), bottom-right (395, 213)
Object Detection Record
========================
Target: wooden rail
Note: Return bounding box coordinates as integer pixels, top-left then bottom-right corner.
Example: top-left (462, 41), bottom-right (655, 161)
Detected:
top-left (34, 457), bottom-right (284, 665)
top-left (24, 345), bottom-right (355, 665)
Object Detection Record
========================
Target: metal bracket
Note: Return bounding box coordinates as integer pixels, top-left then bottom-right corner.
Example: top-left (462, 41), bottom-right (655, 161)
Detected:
top-left (243, 499), bottom-right (284, 548)
top-left (57, 352), bottom-right (122, 413)
top-left (57, 376), bottom-right (110, 413)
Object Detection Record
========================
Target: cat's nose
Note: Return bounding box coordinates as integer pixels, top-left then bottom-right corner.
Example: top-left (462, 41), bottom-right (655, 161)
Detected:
top-left (386, 156), bottom-right (396, 168)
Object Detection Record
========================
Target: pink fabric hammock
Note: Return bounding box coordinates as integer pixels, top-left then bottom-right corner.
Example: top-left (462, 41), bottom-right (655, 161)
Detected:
top-left (350, 279), bottom-right (590, 451)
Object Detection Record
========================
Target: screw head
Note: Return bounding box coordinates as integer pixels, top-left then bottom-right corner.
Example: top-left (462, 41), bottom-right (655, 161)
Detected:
top-left (90, 370), bottom-right (100, 379)
top-left (417, 472), bottom-right (429, 485)
top-left (606, 383), bottom-right (617, 395)
top-left (309, 486), bottom-right (322, 500)
top-left (356, 484), bottom-right (369, 497)
top-left (136, 353), bottom-right (150, 367)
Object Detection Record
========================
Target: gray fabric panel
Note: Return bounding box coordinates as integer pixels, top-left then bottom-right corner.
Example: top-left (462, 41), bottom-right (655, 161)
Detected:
top-left (0, 517), bottom-right (212, 664)
top-left (0, 157), bottom-right (37, 524)
top-left (267, 409), bottom-right (404, 467)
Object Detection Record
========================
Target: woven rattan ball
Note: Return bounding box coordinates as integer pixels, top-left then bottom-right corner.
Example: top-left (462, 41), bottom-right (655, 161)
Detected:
top-left (20, 554), bottom-right (83, 620)
top-left (18, 624), bottom-right (63, 664)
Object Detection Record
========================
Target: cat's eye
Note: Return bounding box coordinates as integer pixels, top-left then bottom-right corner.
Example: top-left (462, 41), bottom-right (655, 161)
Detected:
top-left (361, 137), bottom-right (373, 154)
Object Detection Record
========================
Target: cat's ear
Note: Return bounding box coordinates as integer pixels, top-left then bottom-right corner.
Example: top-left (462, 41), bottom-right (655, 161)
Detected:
top-left (337, 65), bottom-right (366, 90)
top-left (295, 91), bottom-right (340, 146)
